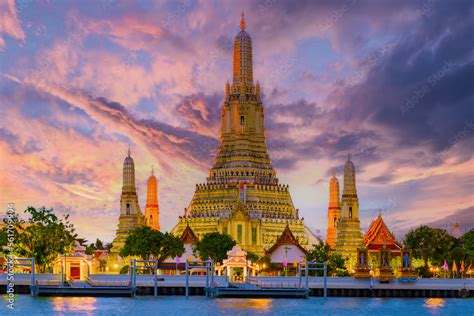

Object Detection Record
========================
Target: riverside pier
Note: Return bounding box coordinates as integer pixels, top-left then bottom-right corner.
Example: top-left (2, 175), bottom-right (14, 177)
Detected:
top-left (1, 274), bottom-right (472, 298)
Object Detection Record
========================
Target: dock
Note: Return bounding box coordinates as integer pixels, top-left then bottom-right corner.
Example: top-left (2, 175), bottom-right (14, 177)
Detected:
top-left (206, 282), bottom-right (309, 298)
top-left (1, 274), bottom-right (472, 298)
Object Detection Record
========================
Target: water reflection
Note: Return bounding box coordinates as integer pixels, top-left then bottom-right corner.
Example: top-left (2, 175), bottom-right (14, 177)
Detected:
top-left (52, 297), bottom-right (97, 314)
top-left (216, 298), bottom-right (273, 311)
top-left (424, 298), bottom-right (446, 314)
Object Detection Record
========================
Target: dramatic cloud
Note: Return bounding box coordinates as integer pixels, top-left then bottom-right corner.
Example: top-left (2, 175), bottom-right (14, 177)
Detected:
top-left (0, 0), bottom-right (472, 242)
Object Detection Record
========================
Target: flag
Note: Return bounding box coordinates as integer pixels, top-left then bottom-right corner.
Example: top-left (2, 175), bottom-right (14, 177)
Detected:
top-left (442, 260), bottom-right (449, 270)
top-left (452, 261), bottom-right (457, 272)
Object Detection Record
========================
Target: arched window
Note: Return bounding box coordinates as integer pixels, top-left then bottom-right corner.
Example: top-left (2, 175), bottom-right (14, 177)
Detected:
top-left (349, 207), bottom-right (353, 219)
top-left (150, 215), bottom-right (153, 225)
top-left (126, 203), bottom-right (130, 216)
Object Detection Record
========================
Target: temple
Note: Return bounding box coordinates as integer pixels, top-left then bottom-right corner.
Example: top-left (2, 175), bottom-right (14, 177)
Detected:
top-left (325, 173), bottom-right (340, 248)
top-left (171, 14), bottom-right (310, 256)
top-left (109, 149), bottom-right (145, 269)
top-left (335, 155), bottom-right (363, 267)
top-left (363, 213), bottom-right (402, 255)
top-left (145, 167), bottom-right (160, 231)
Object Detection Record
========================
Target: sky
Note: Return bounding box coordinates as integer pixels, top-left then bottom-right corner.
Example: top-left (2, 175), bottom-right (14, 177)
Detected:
top-left (0, 0), bottom-right (473, 244)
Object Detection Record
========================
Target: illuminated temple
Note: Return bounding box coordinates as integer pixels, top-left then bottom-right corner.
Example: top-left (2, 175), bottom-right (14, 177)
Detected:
top-left (171, 14), bottom-right (310, 256)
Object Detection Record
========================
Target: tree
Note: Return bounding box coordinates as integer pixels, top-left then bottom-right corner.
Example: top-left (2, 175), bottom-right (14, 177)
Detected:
top-left (193, 232), bottom-right (236, 263)
top-left (120, 226), bottom-right (185, 265)
top-left (404, 225), bottom-right (455, 276)
top-left (95, 239), bottom-right (105, 250)
top-left (462, 229), bottom-right (474, 262)
top-left (306, 243), bottom-right (348, 276)
top-left (246, 251), bottom-right (259, 263)
top-left (14, 207), bottom-right (77, 273)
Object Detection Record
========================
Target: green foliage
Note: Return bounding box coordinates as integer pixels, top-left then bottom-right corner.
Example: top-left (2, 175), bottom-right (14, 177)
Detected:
top-left (119, 265), bottom-right (129, 274)
top-left (120, 226), bottom-right (185, 265)
top-left (14, 207), bottom-right (77, 273)
top-left (404, 225), bottom-right (458, 276)
top-left (306, 243), bottom-right (348, 276)
top-left (246, 251), bottom-right (259, 263)
top-left (193, 232), bottom-right (236, 263)
top-left (0, 229), bottom-right (7, 250)
top-left (95, 239), bottom-right (105, 250)
top-left (462, 229), bottom-right (474, 261)
top-left (84, 238), bottom-right (106, 255)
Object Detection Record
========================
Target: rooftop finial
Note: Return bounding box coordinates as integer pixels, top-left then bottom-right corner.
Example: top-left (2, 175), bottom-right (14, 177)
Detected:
top-left (128, 145), bottom-right (131, 157)
top-left (348, 153), bottom-right (351, 161)
top-left (151, 165), bottom-right (154, 176)
top-left (240, 12), bottom-right (245, 31)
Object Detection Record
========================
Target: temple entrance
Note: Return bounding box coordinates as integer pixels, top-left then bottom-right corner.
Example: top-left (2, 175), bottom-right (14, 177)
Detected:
top-left (70, 266), bottom-right (80, 280)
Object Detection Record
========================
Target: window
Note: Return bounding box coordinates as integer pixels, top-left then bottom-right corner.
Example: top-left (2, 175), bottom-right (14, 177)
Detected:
top-left (349, 207), bottom-right (353, 219)
top-left (240, 115), bottom-right (245, 126)
top-left (252, 227), bottom-right (257, 245)
top-left (150, 215), bottom-right (153, 225)
top-left (126, 203), bottom-right (130, 216)
top-left (237, 225), bottom-right (242, 243)
top-left (333, 217), bottom-right (337, 227)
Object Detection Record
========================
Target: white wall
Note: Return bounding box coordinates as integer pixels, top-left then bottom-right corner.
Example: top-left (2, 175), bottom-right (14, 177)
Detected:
top-left (270, 245), bottom-right (306, 264)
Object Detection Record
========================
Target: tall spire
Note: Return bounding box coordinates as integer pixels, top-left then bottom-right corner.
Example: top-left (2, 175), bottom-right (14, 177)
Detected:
top-left (122, 149), bottom-right (136, 192)
top-left (145, 167), bottom-right (160, 231)
top-left (233, 13), bottom-right (253, 86)
top-left (127, 145), bottom-right (131, 157)
top-left (326, 173), bottom-right (341, 248)
top-left (343, 154), bottom-right (356, 195)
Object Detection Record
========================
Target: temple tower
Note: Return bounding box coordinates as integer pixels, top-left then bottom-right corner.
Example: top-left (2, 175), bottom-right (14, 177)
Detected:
top-left (336, 154), bottom-right (363, 268)
top-left (110, 148), bottom-right (144, 268)
top-left (172, 14), bottom-right (309, 255)
top-left (145, 167), bottom-right (160, 231)
top-left (326, 173), bottom-right (340, 248)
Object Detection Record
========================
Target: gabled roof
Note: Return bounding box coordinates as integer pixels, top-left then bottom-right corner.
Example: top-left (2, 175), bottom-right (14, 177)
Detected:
top-left (180, 224), bottom-right (197, 244)
top-left (363, 214), bottom-right (402, 250)
top-left (265, 225), bottom-right (307, 255)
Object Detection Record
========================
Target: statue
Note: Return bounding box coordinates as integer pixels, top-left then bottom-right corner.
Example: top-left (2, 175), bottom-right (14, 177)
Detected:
top-left (377, 244), bottom-right (394, 282)
top-left (403, 251), bottom-right (410, 268)
top-left (399, 248), bottom-right (416, 280)
top-left (360, 251), bottom-right (366, 266)
top-left (354, 245), bottom-right (370, 278)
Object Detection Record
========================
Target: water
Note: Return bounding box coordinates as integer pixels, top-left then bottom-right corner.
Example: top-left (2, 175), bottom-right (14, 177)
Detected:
top-left (1, 296), bottom-right (473, 315)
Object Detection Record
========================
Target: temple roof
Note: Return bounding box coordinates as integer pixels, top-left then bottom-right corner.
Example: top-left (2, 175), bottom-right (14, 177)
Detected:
top-left (266, 224), bottom-right (307, 255)
top-left (363, 214), bottom-right (402, 250)
top-left (180, 224), bottom-right (197, 244)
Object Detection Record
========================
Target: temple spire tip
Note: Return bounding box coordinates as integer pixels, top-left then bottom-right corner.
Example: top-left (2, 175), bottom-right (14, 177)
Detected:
top-left (240, 12), bottom-right (245, 31)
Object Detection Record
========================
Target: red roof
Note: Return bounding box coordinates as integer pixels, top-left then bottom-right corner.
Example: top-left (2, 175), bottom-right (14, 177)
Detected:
top-left (363, 214), bottom-right (402, 250)
top-left (265, 225), bottom-right (307, 255)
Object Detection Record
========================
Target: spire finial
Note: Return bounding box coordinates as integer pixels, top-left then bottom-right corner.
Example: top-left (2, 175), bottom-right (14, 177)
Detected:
top-left (151, 165), bottom-right (154, 176)
top-left (348, 153), bottom-right (351, 161)
top-left (240, 12), bottom-right (245, 31)
top-left (332, 172), bottom-right (336, 177)
top-left (128, 145), bottom-right (131, 157)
